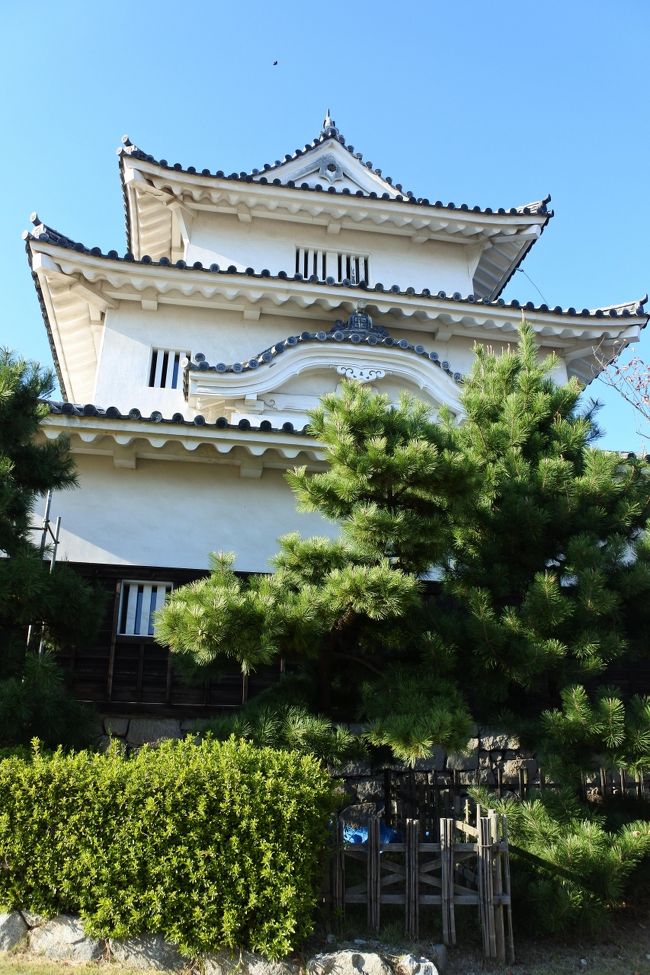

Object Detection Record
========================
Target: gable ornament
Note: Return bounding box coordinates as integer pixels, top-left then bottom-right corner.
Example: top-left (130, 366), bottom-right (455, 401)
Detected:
top-left (336, 365), bottom-right (386, 383)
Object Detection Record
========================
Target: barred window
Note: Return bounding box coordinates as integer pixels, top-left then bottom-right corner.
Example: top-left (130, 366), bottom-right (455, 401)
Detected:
top-left (295, 248), bottom-right (369, 284)
top-left (148, 349), bottom-right (189, 389)
top-left (118, 581), bottom-right (172, 637)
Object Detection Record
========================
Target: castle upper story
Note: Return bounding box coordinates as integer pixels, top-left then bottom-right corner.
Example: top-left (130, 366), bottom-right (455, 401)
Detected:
top-left (24, 115), bottom-right (647, 431)
top-left (119, 113), bottom-right (551, 300)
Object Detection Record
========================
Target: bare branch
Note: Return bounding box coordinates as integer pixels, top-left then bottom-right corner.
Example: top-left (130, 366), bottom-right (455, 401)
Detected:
top-left (593, 339), bottom-right (650, 442)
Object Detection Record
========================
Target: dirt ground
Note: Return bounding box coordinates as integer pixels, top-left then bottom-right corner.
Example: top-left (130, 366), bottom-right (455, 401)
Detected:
top-left (427, 913), bottom-right (649, 975)
top-left (445, 924), bottom-right (650, 975)
top-left (320, 910), bottom-right (650, 975)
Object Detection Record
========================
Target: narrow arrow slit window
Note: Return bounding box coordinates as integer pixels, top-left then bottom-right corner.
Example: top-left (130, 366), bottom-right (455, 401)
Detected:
top-left (148, 349), bottom-right (189, 389)
top-left (295, 248), bottom-right (369, 285)
top-left (118, 581), bottom-right (173, 637)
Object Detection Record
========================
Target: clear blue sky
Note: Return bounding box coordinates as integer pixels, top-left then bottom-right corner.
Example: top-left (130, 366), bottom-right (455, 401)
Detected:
top-left (1, 0), bottom-right (648, 450)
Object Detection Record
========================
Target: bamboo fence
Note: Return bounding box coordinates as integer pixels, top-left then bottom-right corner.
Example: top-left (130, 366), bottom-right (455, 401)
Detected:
top-left (331, 806), bottom-right (514, 963)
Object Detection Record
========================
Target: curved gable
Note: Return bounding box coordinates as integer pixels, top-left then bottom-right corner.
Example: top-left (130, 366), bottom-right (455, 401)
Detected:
top-left (186, 312), bottom-right (464, 425)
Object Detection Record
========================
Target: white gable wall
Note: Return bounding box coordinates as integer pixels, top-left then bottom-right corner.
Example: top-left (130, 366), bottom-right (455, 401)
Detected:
top-left (250, 138), bottom-right (400, 197)
top-left (92, 301), bottom-right (569, 419)
top-left (185, 212), bottom-right (477, 295)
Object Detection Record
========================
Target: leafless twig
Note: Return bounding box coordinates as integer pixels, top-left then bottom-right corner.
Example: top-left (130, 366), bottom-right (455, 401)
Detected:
top-left (593, 339), bottom-right (650, 443)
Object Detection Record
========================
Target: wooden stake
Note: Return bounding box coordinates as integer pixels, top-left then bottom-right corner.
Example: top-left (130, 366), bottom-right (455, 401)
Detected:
top-left (368, 815), bottom-right (381, 934)
top-left (489, 810), bottom-right (506, 963)
top-left (501, 814), bottom-right (515, 964)
top-left (441, 817), bottom-right (456, 946)
top-left (333, 815), bottom-right (345, 930)
top-left (405, 818), bottom-right (419, 939)
top-left (599, 767), bottom-right (607, 799)
top-left (478, 815), bottom-right (497, 958)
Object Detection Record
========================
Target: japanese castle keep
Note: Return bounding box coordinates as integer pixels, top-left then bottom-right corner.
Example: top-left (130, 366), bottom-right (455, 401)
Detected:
top-left (24, 114), bottom-right (648, 711)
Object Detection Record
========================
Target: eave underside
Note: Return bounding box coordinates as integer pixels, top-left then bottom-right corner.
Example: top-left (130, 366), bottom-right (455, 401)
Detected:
top-left (40, 409), bottom-right (326, 477)
top-left (27, 235), bottom-right (647, 402)
top-left (121, 156), bottom-right (550, 299)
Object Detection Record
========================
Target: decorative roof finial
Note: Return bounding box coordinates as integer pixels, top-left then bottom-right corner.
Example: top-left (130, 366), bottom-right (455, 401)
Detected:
top-left (321, 109), bottom-right (339, 138)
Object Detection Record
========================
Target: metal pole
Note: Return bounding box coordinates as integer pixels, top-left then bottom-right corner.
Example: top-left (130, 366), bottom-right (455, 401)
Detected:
top-left (26, 493), bottom-right (61, 654)
top-left (37, 516), bottom-right (62, 656)
top-left (38, 491), bottom-right (53, 557)
top-left (26, 492), bottom-right (53, 649)
top-left (49, 516), bottom-right (61, 572)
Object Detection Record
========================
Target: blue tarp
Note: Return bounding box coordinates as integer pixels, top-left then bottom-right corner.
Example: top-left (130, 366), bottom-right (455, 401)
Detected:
top-left (342, 822), bottom-right (401, 844)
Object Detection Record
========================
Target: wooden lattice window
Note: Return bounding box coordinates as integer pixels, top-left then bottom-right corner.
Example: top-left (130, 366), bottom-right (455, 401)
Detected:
top-left (117, 581), bottom-right (172, 637)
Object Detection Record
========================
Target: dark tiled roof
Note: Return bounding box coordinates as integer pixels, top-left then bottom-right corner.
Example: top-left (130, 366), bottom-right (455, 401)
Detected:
top-left (118, 126), bottom-right (552, 296)
top-left (46, 401), bottom-right (650, 463)
top-left (26, 222), bottom-right (648, 323)
top-left (187, 313), bottom-right (463, 382)
top-left (43, 403), bottom-right (650, 459)
top-left (118, 130), bottom-right (552, 222)
top-left (46, 401), bottom-right (313, 436)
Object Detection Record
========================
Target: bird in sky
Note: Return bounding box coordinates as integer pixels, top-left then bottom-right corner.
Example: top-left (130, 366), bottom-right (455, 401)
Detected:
top-left (273, 60), bottom-right (278, 66)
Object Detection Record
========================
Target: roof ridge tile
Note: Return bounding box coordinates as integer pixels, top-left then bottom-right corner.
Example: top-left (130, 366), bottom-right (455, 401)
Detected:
top-left (117, 134), bottom-right (553, 220)
top-left (185, 313), bottom-right (462, 383)
top-left (44, 400), bottom-right (310, 436)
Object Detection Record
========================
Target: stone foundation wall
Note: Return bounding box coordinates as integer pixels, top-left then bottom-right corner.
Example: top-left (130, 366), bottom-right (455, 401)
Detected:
top-left (98, 715), bottom-right (647, 806)
top-left (0, 912), bottom-right (447, 974)
top-left (98, 716), bottom-right (536, 794)
top-left (336, 730), bottom-right (538, 808)
top-left (98, 715), bottom-right (202, 750)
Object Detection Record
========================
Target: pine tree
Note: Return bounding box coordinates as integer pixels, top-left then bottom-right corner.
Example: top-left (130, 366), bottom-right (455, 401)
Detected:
top-left (287, 382), bottom-right (475, 573)
top-left (157, 384), bottom-right (477, 758)
top-left (437, 325), bottom-right (650, 771)
top-left (0, 350), bottom-right (101, 747)
top-left (157, 328), bottom-right (650, 774)
top-left (0, 350), bottom-right (76, 556)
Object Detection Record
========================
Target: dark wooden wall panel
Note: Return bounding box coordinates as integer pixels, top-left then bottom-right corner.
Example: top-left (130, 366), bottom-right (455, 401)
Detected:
top-left (57, 562), bottom-right (281, 715)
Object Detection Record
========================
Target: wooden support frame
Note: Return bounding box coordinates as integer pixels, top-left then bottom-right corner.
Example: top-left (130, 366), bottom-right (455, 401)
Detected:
top-left (106, 580), bottom-right (122, 701)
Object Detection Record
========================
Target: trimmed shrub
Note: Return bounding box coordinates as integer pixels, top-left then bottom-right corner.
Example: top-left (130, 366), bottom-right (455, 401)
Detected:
top-left (0, 737), bottom-right (336, 959)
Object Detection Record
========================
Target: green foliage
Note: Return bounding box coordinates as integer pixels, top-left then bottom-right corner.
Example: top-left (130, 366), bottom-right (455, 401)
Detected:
top-left (0, 553), bottom-right (102, 670)
top-left (541, 686), bottom-right (650, 780)
top-left (154, 552), bottom-right (284, 675)
top-left (156, 542), bottom-right (422, 678)
top-left (443, 326), bottom-right (650, 717)
top-left (0, 653), bottom-right (96, 749)
top-left (156, 384), bottom-right (475, 761)
top-left (0, 350), bottom-right (76, 557)
top-left (157, 326), bottom-right (650, 775)
top-left (472, 787), bottom-right (650, 935)
top-left (0, 350), bottom-right (103, 748)
top-left (287, 382), bottom-right (475, 573)
top-left (0, 738), bottom-right (336, 959)
top-left (362, 666), bottom-right (473, 764)
top-left (198, 702), bottom-right (363, 765)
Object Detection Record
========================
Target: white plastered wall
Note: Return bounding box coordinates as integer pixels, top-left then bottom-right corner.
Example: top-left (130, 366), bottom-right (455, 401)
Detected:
top-left (50, 454), bottom-right (338, 572)
top-left (92, 302), bottom-right (570, 417)
top-left (186, 212), bottom-right (476, 296)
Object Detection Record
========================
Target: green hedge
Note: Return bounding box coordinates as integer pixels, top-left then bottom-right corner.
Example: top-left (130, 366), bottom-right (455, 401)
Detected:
top-left (0, 737), bottom-right (336, 959)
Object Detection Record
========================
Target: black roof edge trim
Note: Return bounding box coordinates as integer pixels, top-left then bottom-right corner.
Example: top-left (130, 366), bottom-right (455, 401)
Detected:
top-left (44, 400), bottom-right (314, 437)
top-left (26, 225), bottom-right (648, 323)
